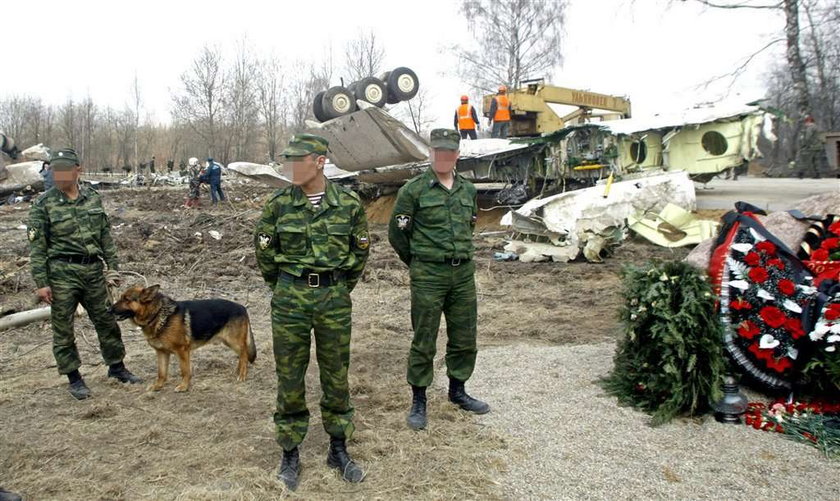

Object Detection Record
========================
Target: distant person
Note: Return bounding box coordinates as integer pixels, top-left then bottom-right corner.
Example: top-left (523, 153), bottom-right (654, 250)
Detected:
top-left (200, 157), bottom-right (225, 205)
top-left (27, 148), bottom-right (142, 400)
top-left (488, 85), bottom-right (511, 139)
top-left (166, 158), bottom-right (174, 174)
top-left (454, 95), bottom-right (480, 140)
top-left (184, 157), bottom-right (203, 208)
top-left (40, 161), bottom-right (54, 191)
top-left (178, 159), bottom-right (187, 177)
top-left (149, 156), bottom-right (156, 174)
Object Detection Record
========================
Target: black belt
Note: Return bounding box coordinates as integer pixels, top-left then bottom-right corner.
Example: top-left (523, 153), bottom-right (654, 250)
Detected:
top-left (280, 270), bottom-right (344, 288)
top-left (51, 255), bottom-right (100, 265)
top-left (418, 257), bottom-right (471, 266)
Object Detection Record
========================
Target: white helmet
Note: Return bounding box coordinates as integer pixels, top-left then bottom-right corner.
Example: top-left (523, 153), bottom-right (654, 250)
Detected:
top-left (188, 157), bottom-right (199, 167)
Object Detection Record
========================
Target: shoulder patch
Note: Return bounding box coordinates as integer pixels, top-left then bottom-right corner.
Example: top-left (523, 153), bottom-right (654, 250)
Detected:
top-left (28, 226), bottom-right (38, 241)
top-left (395, 214), bottom-right (412, 230)
top-left (257, 232), bottom-right (272, 250)
top-left (355, 232), bottom-right (370, 250)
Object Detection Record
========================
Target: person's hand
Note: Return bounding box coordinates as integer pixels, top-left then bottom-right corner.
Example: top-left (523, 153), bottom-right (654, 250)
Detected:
top-left (105, 270), bottom-right (122, 287)
top-left (36, 286), bottom-right (53, 304)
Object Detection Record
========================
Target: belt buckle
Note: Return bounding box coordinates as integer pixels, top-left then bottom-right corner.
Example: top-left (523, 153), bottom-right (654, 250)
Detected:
top-left (451, 258), bottom-right (461, 267)
top-left (307, 273), bottom-right (320, 288)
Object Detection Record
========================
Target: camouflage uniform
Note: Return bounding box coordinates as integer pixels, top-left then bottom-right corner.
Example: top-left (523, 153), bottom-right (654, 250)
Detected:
top-left (254, 136), bottom-right (370, 451)
top-left (388, 130), bottom-right (479, 388)
top-left (28, 157), bottom-right (125, 375)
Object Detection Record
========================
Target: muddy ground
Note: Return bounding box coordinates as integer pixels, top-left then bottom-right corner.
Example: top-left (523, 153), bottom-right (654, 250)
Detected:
top-left (0, 183), bottom-right (690, 500)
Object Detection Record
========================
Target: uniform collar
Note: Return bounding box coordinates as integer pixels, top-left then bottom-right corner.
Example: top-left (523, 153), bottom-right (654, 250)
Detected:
top-left (424, 168), bottom-right (462, 191)
top-left (291, 178), bottom-right (339, 208)
top-left (56, 184), bottom-right (88, 203)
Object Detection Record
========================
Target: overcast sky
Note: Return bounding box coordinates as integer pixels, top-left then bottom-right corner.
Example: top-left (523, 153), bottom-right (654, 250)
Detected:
top-left (2, 0), bottom-right (783, 128)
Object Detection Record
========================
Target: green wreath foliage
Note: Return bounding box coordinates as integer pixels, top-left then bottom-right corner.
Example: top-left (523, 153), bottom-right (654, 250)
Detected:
top-left (601, 261), bottom-right (726, 426)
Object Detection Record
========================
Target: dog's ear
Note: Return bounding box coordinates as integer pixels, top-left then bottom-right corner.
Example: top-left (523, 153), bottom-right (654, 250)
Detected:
top-left (140, 284), bottom-right (161, 302)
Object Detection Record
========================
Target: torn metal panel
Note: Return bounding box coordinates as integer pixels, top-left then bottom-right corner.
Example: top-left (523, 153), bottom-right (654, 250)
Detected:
top-left (628, 203), bottom-right (719, 248)
top-left (501, 171), bottom-right (696, 262)
top-left (305, 107), bottom-right (429, 171)
top-left (0, 161), bottom-right (45, 196)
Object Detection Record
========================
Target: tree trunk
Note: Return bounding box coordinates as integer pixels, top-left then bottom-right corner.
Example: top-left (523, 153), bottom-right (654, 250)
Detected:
top-left (784, 0), bottom-right (811, 169)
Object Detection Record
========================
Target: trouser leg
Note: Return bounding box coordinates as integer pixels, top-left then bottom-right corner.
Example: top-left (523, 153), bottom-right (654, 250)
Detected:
top-left (312, 283), bottom-right (355, 440)
top-left (80, 264), bottom-right (125, 366)
top-left (50, 266), bottom-right (83, 375)
top-left (272, 283), bottom-right (313, 451)
top-left (407, 261), bottom-right (450, 387)
top-left (443, 261), bottom-right (478, 382)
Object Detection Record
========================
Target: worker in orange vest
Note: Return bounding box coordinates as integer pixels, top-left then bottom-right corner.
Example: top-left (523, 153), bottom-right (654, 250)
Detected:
top-left (453, 95), bottom-right (480, 140)
top-left (488, 85), bottom-right (511, 139)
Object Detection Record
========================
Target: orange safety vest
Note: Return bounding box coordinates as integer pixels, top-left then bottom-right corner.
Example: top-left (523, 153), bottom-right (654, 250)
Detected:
top-left (493, 95), bottom-right (511, 122)
top-left (457, 104), bottom-right (476, 130)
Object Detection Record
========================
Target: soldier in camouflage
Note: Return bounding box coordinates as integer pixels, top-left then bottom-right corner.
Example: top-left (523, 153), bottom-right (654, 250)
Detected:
top-left (28, 148), bottom-right (142, 400)
top-left (254, 134), bottom-right (369, 490)
top-left (389, 128), bottom-right (490, 431)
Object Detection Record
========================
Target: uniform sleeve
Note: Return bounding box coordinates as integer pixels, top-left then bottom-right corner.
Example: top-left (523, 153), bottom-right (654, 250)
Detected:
top-left (454, 110), bottom-right (459, 130)
top-left (471, 106), bottom-right (480, 126)
top-left (489, 98), bottom-right (497, 122)
top-left (388, 185), bottom-right (416, 266)
top-left (346, 201), bottom-right (370, 292)
top-left (101, 209), bottom-right (120, 271)
top-left (28, 202), bottom-right (50, 288)
top-left (254, 200), bottom-right (280, 288)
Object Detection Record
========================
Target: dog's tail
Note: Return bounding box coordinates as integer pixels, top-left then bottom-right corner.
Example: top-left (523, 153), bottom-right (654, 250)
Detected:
top-left (246, 316), bottom-right (257, 363)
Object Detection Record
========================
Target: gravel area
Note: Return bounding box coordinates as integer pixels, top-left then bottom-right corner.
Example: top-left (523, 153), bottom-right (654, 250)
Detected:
top-left (462, 343), bottom-right (840, 501)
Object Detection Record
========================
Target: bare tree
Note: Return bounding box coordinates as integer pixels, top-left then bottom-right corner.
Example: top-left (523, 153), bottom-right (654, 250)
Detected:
top-left (344, 30), bottom-right (386, 81)
top-left (172, 45), bottom-right (226, 157)
top-left (225, 39), bottom-right (259, 163)
top-left (395, 88), bottom-right (435, 136)
top-left (256, 56), bottom-right (287, 162)
top-left (455, 0), bottom-right (568, 92)
top-left (131, 73), bottom-right (142, 172)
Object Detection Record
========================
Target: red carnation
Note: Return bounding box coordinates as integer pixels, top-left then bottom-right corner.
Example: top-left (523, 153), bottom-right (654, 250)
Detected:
top-left (767, 258), bottom-right (785, 270)
top-left (821, 237), bottom-right (840, 251)
top-left (759, 306), bottom-right (787, 328)
top-left (756, 241), bottom-right (777, 256)
top-left (731, 297), bottom-right (753, 310)
top-left (829, 221), bottom-right (840, 236)
top-left (826, 304), bottom-right (840, 321)
top-left (748, 267), bottom-right (769, 283)
top-left (811, 248), bottom-right (830, 261)
top-left (766, 356), bottom-right (792, 373)
top-left (738, 320), bottom-right (760, 339)
top-left (777, 279), bottom-right (796, 296)
top-left (785, 318), bottom-right (805, 339)
top-left (744, 252), bottom-right (761, 266)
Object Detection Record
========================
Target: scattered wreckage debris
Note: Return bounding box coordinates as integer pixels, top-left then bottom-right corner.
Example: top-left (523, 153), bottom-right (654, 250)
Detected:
top-left (628, 203), bottom-right (719, 248)
top-left (500, 171), bottom-right (701, 263)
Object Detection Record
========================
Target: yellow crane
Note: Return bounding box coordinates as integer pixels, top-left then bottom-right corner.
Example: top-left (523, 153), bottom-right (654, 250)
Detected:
top-left (482, 79), bottom-right (632, 137)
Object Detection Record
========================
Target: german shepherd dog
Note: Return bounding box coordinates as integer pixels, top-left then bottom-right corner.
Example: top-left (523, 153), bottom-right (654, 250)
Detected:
top-left (110, 285), bottom-right (256, 392)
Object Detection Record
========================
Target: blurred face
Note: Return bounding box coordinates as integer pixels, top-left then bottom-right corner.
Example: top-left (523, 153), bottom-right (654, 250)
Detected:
top-left (53, 165), bottom-right (82, 191)
top-left (431, 148), bottom-right (458, 175)
top-left (283, 153), bottom-right (325, 186)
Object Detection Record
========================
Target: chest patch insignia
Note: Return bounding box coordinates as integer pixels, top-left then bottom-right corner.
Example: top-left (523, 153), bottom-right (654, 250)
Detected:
top-left (395, 214), bottom-right (411, 230)
top-left (258, 232), bottom-right (272, 250)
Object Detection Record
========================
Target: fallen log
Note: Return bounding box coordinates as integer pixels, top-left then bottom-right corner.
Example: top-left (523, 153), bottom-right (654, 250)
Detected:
top-left (0, 307), bottom-right (51, 331)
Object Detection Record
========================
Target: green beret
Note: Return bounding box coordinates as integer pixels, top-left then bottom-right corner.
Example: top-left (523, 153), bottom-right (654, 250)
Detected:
top-left (429, 128), bottom-right (460, 151)
top-left (281, 133), bottom-right (329, 158)
top-left (49, 148), bottom-right (81, 169)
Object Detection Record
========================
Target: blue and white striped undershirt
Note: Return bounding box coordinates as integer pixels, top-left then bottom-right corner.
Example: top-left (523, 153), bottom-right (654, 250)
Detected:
top-left (307, 192), bottom-right (324, 209)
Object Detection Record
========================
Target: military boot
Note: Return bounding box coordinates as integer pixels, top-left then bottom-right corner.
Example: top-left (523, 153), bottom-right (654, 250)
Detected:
top-left (326, 437), bottom-right (365, 483)
top-left (68, 372), bottom-right (91, 400)
top-left (407, 385), bottom-right (427, 430)
top-left (448, 377), bottom-right (490, 414)
top-left (0, 488), bottom-right (22, 501)
top-left (277, 447), bottom-right (301, 491)
top-left (107, 362), bottom-right (143, 384)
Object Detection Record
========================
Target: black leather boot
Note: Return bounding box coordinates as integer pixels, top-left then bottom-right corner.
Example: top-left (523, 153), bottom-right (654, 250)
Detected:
top-left (407, 385), bottom-right (427, 430)
top-left (448, 377), bottom-right (490, 414)
top-left (277, 447), bottom-right (300, 491)
top-left (327, 437), bottom-right (365, 483)
top-left (108, 362), bottom-right (143, 384)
